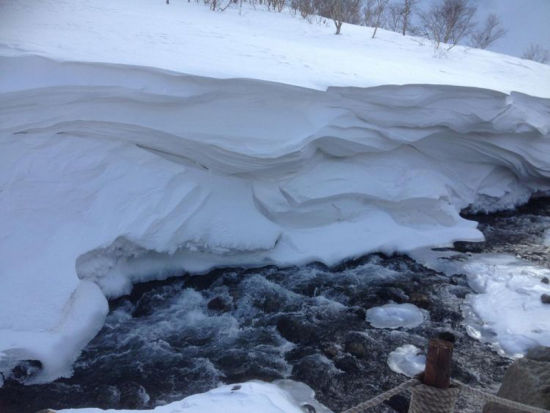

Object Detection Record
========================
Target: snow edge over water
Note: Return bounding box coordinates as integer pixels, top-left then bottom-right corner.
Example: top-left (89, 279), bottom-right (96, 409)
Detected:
top-left (1, 53), bottom-right (550, 385)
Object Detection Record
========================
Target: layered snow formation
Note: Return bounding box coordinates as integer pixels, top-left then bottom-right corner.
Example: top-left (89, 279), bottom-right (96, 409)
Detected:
top-left (1, 52), bottom-right (549, 384)
top-left (387, 345), bottom-right (426, 377)
top-left (56, 381), bottom-right (331, 413)
top-left (1, 0), bottom-right (550, 97)
top-left (366, 303), bottom-right (426, 329)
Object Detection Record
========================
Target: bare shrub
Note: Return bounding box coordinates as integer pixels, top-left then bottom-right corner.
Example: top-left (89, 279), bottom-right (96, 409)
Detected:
top-left (471, 13), bottom-right (506, 49)
top-left (522, 44), bottom-right (550, 64)
top-left (317, 0), bottom-right (361, 34)
top-left (369, 0), bottom-right (390, 38)
top-left (420, 0), bottom-right (477, 49)
top-left (385, 0), bottom-right (417, 35)
top-left (291, 0), bottom-right (315, 19)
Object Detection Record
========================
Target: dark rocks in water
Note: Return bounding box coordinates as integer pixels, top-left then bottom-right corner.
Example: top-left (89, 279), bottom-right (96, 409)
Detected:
top-left (11, 360), bottom-right (42, 383)
top-left (334, 355), bottom-right (360, 373)
top-left (320, 343), bottom-right (340, 359)
top-left (301, 403), bottom-right (316, 413)
top-left (541, 294), bottom-right (550, 304)
top-left (5, 197), bottom-right (550, 413)
top-left (526, 346), bottom-right (550, 362)
top-left (292, 355), bottom-right (338, 393)
top-left (542, 277), bottom-right (549, 285)
top-left (408, 292), bottom-right (431, 309)
top-left (276, 316), bottom-right (318, 345)
top-left (119, 382), bottom-right (150, 409)
top-left (438, 332), bottom-right (456, 343)
top-left (95, 384), bottom-right (121, 405)
top-left (207, 296), bottom-right (232, 312)
top-left (483, 346), bottom-right (550, 413)
top-left (344, 336), bottom-right (369, 359)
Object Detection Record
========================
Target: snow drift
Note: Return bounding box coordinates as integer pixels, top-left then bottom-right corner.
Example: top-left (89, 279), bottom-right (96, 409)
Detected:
top-left (56, 380), bottom-right (332, 413)
top-left (1, 53), bottom-right (550, 384)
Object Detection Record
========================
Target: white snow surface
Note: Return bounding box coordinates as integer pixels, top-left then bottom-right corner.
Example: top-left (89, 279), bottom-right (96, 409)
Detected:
top-left (387, 344), bottom-right (426, 377)
top-left (56, 380), bottom-right (332, 413)
top-left (366, 303), bottom-right (426, 329)
top-left (463, 255), bottom-right (550, 357)
top-left (411, 249), bottom-right (550, 357)
top-left (1, 0), bottom-right (550, 96)
top-left (1, 0), bottom-right (550, 388)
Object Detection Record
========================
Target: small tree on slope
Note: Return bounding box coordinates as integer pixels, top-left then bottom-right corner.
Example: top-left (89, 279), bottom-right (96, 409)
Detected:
top-left (420, 0), bottom-right (477, 49)
top-left (471, 13), bottom-right (506, 49)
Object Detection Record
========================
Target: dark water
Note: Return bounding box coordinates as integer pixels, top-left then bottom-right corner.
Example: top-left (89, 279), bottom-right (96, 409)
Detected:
top-left (1, 197), bottom-right (549, 413)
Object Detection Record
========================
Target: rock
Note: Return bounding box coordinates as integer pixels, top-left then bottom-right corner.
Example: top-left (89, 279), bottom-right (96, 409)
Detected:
top-left (119, 382), bottom-right (150, 409)
top-left (35, 410), bottom-right (56, 413)
top-left (438, 331), bottom-right (456, 343)
top-left (344, 339), bottom-right (368, 359)
top-left (541, 294), bottom-right (550, 304)
top-left (483, 346), bottom-right (550, 413)
top-left (353, 307), bottom-right (366, 319)
top-left (95, 384), bottom-right (121, 405)
top-left (255, 296), bottom-right (282, 313)
top-left (526, 347), bottom-right (550, 362)
top-left (301, 404), bottom-right (316, 413)
top-left (276, 316), bottom-right (317, 344)
top-left (321, 343), bottom-right (340, 359)
top-left (11, 360), bottom-right (42, 383)
top-left (334, 355), bottom-right (360, 373)
top-left (207, 296), bottom-right (232, 312)
top-left (408, 292), bottom-right (431, 309)
top-left (541, 277), bottom-right (549, 284)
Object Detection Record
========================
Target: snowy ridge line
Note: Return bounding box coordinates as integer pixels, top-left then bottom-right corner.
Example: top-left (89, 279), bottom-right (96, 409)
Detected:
top-left (1, 53), bottom-right (550, 386)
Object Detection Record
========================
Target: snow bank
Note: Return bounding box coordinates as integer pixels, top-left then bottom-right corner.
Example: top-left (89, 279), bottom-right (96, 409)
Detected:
top-left (463, 255), bottom-right (550, 357)
top-left (56, 380), bottom-right (331, 413)
top-left (387, 345), bottom-right (426, 377)
top-left (366, 303), bottom-right (426, 329)
top-left (1, 52), bottom-right (550, 383)
top-left (411, 249), bottom-right (550, 357)
top-left (1, 0), bottom-right (550, 96)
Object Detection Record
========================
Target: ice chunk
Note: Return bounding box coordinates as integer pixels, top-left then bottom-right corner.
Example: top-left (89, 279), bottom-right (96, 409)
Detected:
top-left (366, 303), bottom-right (426, 329)
top-left (387, 344), bottom-right (426, 377)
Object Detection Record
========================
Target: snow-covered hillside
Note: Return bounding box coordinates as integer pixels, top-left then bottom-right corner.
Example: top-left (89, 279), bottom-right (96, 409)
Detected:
top-left (1, 0), bottom-right (550, 96)
top-left (0, 0), bottom-right (549, 403)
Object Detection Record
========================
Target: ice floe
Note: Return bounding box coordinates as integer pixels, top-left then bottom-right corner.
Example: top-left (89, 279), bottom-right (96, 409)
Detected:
top-left (366, 303), bottom-right (426, 329)
top-left (387, 344), bottom-right (426, 377)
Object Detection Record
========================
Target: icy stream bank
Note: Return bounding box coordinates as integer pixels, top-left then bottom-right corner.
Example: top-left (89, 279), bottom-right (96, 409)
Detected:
top-left (1, 197), bottom-right (549, 413)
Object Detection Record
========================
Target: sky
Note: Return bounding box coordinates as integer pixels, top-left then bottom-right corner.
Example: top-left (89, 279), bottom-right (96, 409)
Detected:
top-left (465, 0), bottom-right (549, 57)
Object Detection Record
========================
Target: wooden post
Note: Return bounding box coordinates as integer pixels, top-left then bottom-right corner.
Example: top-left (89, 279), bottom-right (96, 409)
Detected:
top-left (408, 337), bottom-right (457, 412)
top-left (423, 338), bottom-right (453, 389)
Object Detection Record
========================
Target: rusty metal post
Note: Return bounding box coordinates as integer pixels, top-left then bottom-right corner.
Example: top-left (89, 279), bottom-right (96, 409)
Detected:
top-left (408, 337), bottom-right (460, 413)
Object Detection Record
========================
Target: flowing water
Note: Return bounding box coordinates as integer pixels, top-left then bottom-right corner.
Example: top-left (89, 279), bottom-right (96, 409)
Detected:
top-left (1, 197), bottom-right (549, 413)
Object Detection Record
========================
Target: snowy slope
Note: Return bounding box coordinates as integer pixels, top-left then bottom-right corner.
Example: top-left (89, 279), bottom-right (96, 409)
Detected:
top-left (1, 0), bottom-right (550, 391)
top-left (1, 0), bottom-right (550, 96)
